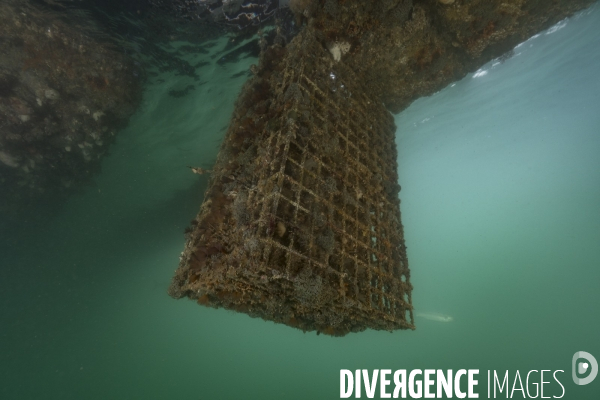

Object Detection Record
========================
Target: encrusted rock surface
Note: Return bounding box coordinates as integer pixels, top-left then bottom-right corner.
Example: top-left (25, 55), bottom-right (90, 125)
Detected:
top-left (300, 0), bottom-right (596, 113)
top-left (0, 0), bottom-right (142, 213)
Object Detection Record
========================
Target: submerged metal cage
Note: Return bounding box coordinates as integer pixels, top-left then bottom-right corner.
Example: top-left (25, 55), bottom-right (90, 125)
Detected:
top-left (168, 30), bottom-right (413, 335)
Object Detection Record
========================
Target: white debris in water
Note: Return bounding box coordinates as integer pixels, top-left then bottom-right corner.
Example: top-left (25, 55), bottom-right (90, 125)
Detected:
top-left (92, 111), bottom-right (105, 121)
top-left (415, 312), bottom-right (454, 322)
top-left (44, 89), bottom-right (60, 100)
top-left (0, 151), bottom-right (19, 168)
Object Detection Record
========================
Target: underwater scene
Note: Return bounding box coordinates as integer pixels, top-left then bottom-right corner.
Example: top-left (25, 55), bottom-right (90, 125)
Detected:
top-left (1, 1), bottom-right (599, 399)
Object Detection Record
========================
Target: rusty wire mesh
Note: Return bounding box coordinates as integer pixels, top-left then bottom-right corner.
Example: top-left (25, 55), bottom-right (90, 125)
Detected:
top-left (168, 30), bottom-right (413, 336)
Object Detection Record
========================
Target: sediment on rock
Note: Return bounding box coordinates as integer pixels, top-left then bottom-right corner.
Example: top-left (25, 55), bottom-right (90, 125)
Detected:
top-left (0, 0), bottom-right (142, 214)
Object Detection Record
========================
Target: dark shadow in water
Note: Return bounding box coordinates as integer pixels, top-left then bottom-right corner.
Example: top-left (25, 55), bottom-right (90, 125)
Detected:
top-left (107, 176), bottom-right (209, 255)
top-left (0, 172), bottom-right (208, 270)
top-left (216, 39), bottom-right (261, 66)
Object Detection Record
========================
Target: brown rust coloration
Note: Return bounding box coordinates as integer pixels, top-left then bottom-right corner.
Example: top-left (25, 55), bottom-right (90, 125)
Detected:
top-left (169, 30), bottom-right (413, 336)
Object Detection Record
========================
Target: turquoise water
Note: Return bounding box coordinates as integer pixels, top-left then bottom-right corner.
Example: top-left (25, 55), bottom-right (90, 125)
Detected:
top-left (1, 5), bottom-right (599, 400)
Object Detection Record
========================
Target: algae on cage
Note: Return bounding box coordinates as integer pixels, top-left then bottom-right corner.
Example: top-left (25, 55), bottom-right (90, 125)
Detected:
top-left (168, 29), bottom-right (413, 336)
top-left (166, 0), bottom-right (596, 336)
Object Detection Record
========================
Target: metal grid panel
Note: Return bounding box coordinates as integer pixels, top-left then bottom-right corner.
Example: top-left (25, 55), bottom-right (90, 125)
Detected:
top-left (168, 30), bottom-right (413, 336)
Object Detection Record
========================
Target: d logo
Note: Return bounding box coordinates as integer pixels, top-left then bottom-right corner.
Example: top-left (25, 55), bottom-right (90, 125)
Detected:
top-left (572, 351), bottom-right (598, 385)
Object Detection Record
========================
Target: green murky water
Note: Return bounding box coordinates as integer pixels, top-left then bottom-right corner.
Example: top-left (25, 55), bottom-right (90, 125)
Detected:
top-left (1, 4), bottom-right (599, 400)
